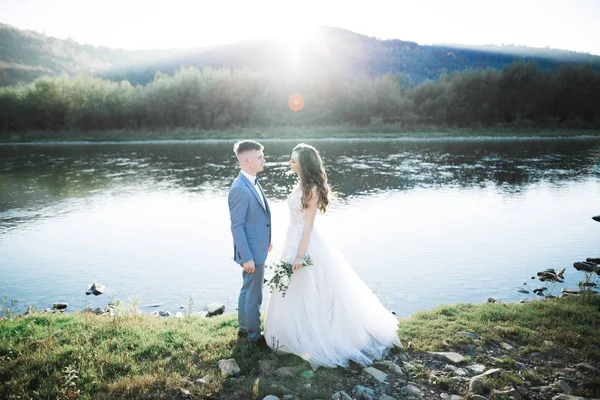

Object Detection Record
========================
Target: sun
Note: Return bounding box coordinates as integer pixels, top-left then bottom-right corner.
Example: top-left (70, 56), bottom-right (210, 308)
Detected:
top-left (273, 23), bottom-right (317, 55)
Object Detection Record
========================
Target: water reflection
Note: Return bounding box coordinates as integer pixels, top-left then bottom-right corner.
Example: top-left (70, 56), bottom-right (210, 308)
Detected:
top-left (1, 138), bottom-right (599, 316)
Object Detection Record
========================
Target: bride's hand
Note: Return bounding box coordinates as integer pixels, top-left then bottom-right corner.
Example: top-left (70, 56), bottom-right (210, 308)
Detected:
top-left (293, 257), bottom-right (303, 271)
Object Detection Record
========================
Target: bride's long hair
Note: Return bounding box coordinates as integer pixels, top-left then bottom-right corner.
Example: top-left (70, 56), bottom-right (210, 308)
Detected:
top-left (293, 143), bottom-right (332, 214)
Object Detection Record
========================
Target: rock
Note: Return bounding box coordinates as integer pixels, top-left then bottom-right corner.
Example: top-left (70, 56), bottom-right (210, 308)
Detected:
top-left (196, 376), bottom-right (209, 385)
top-left (466, 364), bottom-right (486, 375)
top-left (174, 312), bottom-right (184, 318)
top-left (205, 303), bottom-right (225, 317)
top-left (404, 385), bottom-right (422, 397)
top-left (491, 389), bottom-right (521, 400)
top-left (444, 364), bottom-right (458, 372)
top-left (389, 363), bottom-right (405, 376)
top-left (573, 262), bottom-right (596, 273)
top-left (454, 368), bottom-right (467, 377)
top-left (218, 358), bottom-right (241, 377)
top-left (147, 302), bottom-right (164, 307)
top-left (470, 396), bottom-right (488, 400)
top-left (159, 310), bottom-right (171, 317)
top-left (440, 395), bottom-right (462, 400)
top-left (474, 346), bottom-right (484, 353)
top-left (352, 385), bottom-right (375, 400)
top-left (472, 368), bottom-right (502, 380)
top-left (275, 365), bottom-right (303, 378)
top-left (426, 352), bottom-right (465, 364)
top-left (397, 352), bottom-right (410, 362)
top-left (364, 366), bottom-right (388, 382)
top-left (533, 287), bottom-right (548, 295)
top-left (403, 361), bottom-right (415, 372)
top-left (514, 362), bottom-right (526, 370)
top-left (555, 380), bottom-right (571, 394)
top-left (263, 396), bottom-right (280, 400)
top-left (575, 362), bottom-right (598, 373)
top-left (149, 310), bottom-right (160, 317)
top-left (499, 342), bottom-right (514, 351)
top-left (179, 388), bottom-right (191, 397)
top-left (86, 282), bottom-right (105, 296)
top-left (488, 298), bottom-right (497, 303)
top-left (469, 379), bottom-right (485, 395)
top-left (378, 395), bottom-right (396, 400)
top-left (544, 340), bottom-right (555, 346)
top-left (331, 392), bottom-right (353, 400)
top-left (561, 288), bottom-right (582, 295)
top-left (259, 360), bottom-right (277, 374)
top-left (552, 395), bottom-right (592, 400)
top-left (592, 215), bottom-right (600, 222)
top-left (456, 331), bottom-right (478, 339)
top-left (283, 396), bottom-right (293, 400)
top-left (53, 302), bottom-right (68, 310)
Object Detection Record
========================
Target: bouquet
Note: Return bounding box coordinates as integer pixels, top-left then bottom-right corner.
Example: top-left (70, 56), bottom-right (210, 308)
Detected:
top-left (266, 255), bottom-right (313, 297)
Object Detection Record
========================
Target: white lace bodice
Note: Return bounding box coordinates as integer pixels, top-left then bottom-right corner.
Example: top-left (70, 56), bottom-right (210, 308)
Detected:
top-left (280, 184), bottom-right (308, 263)
top-left (288, 184), bottom-right (306, 227)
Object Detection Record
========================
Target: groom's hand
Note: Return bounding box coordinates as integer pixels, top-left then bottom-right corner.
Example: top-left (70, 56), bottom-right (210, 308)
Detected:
top-left (242, 260), bottom-right (255, 273)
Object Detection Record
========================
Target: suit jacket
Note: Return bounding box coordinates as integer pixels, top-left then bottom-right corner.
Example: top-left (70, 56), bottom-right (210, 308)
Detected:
top-left (228, 172), bottom-right (271, 265)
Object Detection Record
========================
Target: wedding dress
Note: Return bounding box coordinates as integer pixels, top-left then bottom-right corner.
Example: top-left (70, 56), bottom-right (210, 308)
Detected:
top-left (264, 184), bottom-right (401, 369)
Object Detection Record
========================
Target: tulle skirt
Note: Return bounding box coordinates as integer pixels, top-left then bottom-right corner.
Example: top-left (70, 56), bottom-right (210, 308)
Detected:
top-left (264, 226), bottom-right (401, 370)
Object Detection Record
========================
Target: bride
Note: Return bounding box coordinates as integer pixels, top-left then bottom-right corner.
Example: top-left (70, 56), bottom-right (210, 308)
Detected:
top-left (264, 143), bottom-right (401, 370)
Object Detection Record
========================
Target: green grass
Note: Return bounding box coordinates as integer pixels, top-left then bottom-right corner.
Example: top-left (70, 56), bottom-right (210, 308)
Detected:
top-left (1, 295), bottom-right (599, 399)
top-left (1, 124), bottom-right (599, 143)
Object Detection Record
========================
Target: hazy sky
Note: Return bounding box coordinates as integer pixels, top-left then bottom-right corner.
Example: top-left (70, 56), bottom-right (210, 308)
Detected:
top-left (1, 0), bottom-right (599, 55)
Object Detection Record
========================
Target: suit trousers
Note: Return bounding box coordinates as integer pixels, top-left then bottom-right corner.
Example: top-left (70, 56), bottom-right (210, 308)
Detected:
top-left (238, 263), bottom-right (265, 341)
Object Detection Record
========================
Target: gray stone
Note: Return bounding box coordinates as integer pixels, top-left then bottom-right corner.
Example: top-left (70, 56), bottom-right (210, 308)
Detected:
top-left (53, 302), bottom-right (68, 310)
top-left (283, 396), bottom-right (293, 400)
top-left (179, 388), bottom-right (190, 397)
top-left (499, 342), bottom-right (514, 351)
top-left (426, 352), bottom-right (465, 364)
top-left (472, 368), bottom-right (502, 380)
top-left (263, 396), bottom-right (281, 400)
top-left (444, 364), bottom-right (458, 372)
top-left (544, 340), bottom-right (555, 346)
top-left (514, 362), bottom-right (526, 370)
top-left (555, 380), bottom-right (571, 394)
top-left (397, 352), bottom-right (410, 362)
top-left (205, 302), bottom-right (225, 317)
top-left (403, 361), bottom-right (415, 371)
top-left (474, 346), bottom-right (484, 353)
top-left (259, 360), bottom-right (277, 374)
top-left (159, 310), bottom-right (171, 317)
top-left (174, 312), bottom-right (184, 318)
top-left (470, 396), bottom-right (488, 400)
top-left (466, 364), bottom-right (486, 375)
top-left (353, 385), bottom-right (375, 400)
top-left (331, 392), bottom-right (353, 400)
top-left (218, 358), bottom-right (241, 377)
top-left (363, 366), bottom-right (388, 382)
top-left (86, 282), bottom-right (105, 296)
top-left (149, 310), bottom-right (160, 317)
top-left (552, 395), bottom-right (593, 400)
top-left (454, 368), bottom-right (467, 377)
top-left (379, 395), bottom-right (396, 400)
top-left (389, 363), bottom-right (405, 375)
top-left (469, 379), bottom-right (485, 395)
top-left (405, 385), bottom-right (422, 397)
top-left (456, 331), bottom-right (478, 339)
top-left (491, 389), bottom-right (521, 400)
top-left (275, 365), bottom-right (303, 378)
top-left (575, 362), bottom-right (599, 373)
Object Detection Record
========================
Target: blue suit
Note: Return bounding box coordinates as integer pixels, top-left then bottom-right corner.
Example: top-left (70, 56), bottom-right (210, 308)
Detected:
top-left (228, 172), bottom-right (271, 341)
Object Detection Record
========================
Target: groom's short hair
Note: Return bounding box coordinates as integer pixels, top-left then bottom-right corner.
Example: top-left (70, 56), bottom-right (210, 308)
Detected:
top-left (233, 140), bottom-right (264, 156)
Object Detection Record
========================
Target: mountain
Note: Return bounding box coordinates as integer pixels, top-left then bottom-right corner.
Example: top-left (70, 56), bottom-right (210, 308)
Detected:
top-left (2, 23), bottom-right (600, 87)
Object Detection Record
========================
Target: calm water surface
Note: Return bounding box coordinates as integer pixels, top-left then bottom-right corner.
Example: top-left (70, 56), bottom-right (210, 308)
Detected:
top-left (1, 138), bottom-right (599, 317)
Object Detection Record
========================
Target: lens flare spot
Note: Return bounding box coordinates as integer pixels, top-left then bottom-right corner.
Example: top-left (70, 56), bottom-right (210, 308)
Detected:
top-left (288, 93), bottom-right (305, 112)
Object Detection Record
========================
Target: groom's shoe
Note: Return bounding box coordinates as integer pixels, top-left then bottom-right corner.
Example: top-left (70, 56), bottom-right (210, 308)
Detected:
top-left (250, 335), bottom-right (269, 349)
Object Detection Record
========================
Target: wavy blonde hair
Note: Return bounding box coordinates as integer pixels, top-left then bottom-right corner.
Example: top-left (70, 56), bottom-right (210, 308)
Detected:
top-left (293, 143), bottom-right (332, 214)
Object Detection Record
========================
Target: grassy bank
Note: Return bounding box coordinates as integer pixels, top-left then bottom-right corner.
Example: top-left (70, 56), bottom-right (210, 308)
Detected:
top-left (1, 125), bottom-right (600, 143)
top-left (1, 295), bottom-right (599, 399)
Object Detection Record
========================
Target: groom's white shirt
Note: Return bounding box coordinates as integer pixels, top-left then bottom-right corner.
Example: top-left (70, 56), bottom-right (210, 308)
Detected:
top-left (241, 170), bottom-right (265, 209)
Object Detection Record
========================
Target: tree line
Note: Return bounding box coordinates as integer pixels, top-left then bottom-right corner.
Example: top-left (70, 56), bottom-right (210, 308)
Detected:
top-left (1, 61), bottom-right (599, 134)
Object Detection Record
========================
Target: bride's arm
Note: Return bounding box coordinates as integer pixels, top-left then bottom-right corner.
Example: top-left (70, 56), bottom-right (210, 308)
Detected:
top-left (293, 186), bottom-right (319, 270)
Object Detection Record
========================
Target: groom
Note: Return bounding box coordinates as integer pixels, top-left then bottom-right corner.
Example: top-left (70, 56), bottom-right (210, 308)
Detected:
top-left (228, 140), bottom-right (272, 348)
